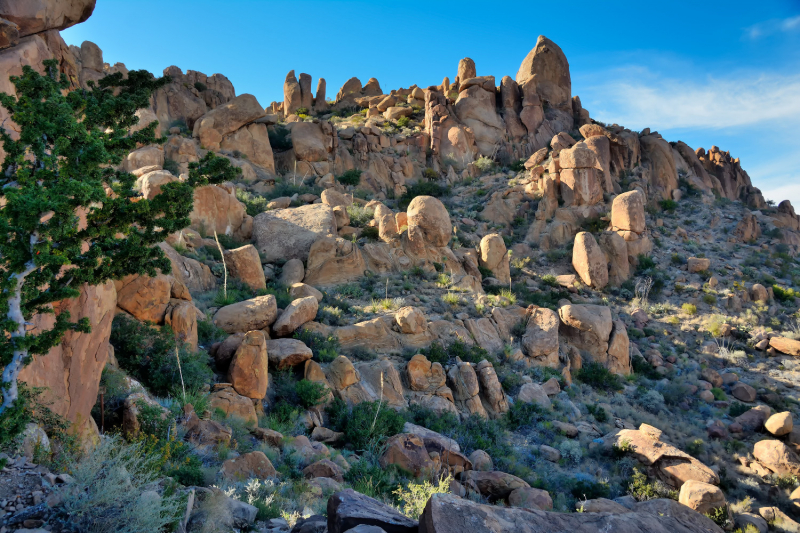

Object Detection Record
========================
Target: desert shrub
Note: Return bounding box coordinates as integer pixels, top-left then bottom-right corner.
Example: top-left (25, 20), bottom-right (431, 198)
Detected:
top-left (1, 385), bottom-right (70, 449)
top-left (399, 181), bottom-right (449, 209)
top-left (685, 438), bottom-right (705, 457)
top-left (558, 440), bottom-right (584, 465)
top-left (586, 403), bottom-right (609, 423)
top-left (262, 401), bottom-right (301, 435)
top-left (110, 316), bottom-right (212, 397)
top-left (53, 436), bottom-right (183, 533)
top-left (478, 265), bottom-right (493, 278)
top-left (396, 116), bottom-right (411, 128)
top-left (612, 438), bottom-right (634, 458)
top-left (422, 168), bottom-right (439, 180)
top-left (194, 81), bottom-right (207, 92)
top-left (632, 356), bottom-right (661, 380)
top-left (627, 468), bottom-right (677, 501)
top-left (269, 125), bottom-right (292, 150)
top-left (474, 156), bottom-right (495, 174)
top-left (638, 390), bottom-right (665, 413)
top-left (163, 158), bottom-right (179, 175)
top-left (682, 303), bottom-right (697, 315)
top-left (295, 107), bottom-right (309, 116)
top-left (705, 506), bottom-right (729, 527)
top-left (337, 169), bottom-right (362, 186)
top-left (571, 478), bottom-right (608, 499)
top-left (346, 204), bottom-right (374, 227)
top-left (403, 404), bottom-right (459, 436)
top-left (505, 401), bottom-right (544, 430)
top-left (361, 226), bottom-right (380, 241)
top-left (509, 159), bottom-right (526, 172)
top-left (702, 294), bottom-right (717, 305)
top-left (710, 387), bottom-right (727, 401)
top-left (295, 380), bottom-right (328, 408)
top-left (235, 189), bottom-right (269, 216)
top-left (419, 342), bottom-right (448, 365)
top-left (729, 402), bottom-right (749, 417)
top-left (659, 199), bottom-right (678, 211)
top-left (345, 454), bottom-right (406, 500)
top-left (773, 285), bottom-right (799, 303)
top-left (197, 319), bottom-right (226, 346)
top-left (575, 362), bottom-right (623, 391)
top-left (394, 475), bottom-right (452, 519)
top-left (260, 283), bottom-right (292, 309)
top-left (327, 399), bottom-right (406, 451)
top-left (539, 274), bottom-right (559, 287)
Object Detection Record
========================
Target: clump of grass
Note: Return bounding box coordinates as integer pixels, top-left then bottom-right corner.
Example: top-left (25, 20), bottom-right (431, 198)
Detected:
top-left (682, 303), bottom-right (698, 315)
top-left (337, 169), bottom-right (362, 186)
top-left (574, 362), bottom-right (623, 391)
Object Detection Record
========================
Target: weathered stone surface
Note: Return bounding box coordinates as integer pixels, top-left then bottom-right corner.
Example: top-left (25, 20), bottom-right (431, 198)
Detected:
top-left (479, 234), bottom-right (510, 285)
top-left (116, 274), bottom-right (171, 323)
top-left (220, 122), bottom-right (275, 173)
top-left (303, 459), bottom-right (344, 483)
top-left (766, 412), bottom-right (793, 436)
top-left (753, 439), bottom-right (800, 476)
top-left (515, 35), bottom-right (572, 112)
top-left (379, 433), bottom-right (436, 477)
top-left (254, 204), bottom-right (338, 263)
top-left (731, 382), bottom-right (756, 402)
top-left (158, 242), bottom-right (215, 292)
top-left (395, 306), bottom-right (426, 334)
top-left (509, 487), bottom-right (553, 511)
top-left (572, 231), bottom-right (608, 289)
top-left (290, 282), bottom-right (324, 302)
top-left (558, 303), bottom-right (613, 362)
top-left (213, 295), bottom-right (278, 334)
top-left (220, 451), bottom-right (277, 481)
top-left (521, 308), bottom-right (559, 367)
top-left (193, 94), bottom-right (266, 151)
top-left (517, 383), bottom-right (551, 409)
top-left (611, 190), bottom-right (646, 233)
top-left (678, 480), bottom-right (725, 515)
top-left (407, 354), bottom-right (446, 393)
top-left (0, 0), bottom-right (96, 38)
top-left (273, 296), bottom-right (319, 336)
top-left (406, 196), bottom-right (451, 248)
top-left (266, 338), bottom-right (313, 370)
top-left (224, 244), bottom-right (266, 291)
top-left (687, 257), bottom-right (710, 273)
top-left (228, 331), bottom-right (269, 399)
top-left (460, 470), bottom-right (530, 501)
top-left (189, 184), bottom-right (247, 237)
top-left (327, 489), bottom-right (418, 533)
top-left (607, 320), bottom-right (631, 375)
top-left (770, 336), bottom-right (800, 356)
top-left (208, 386), bottom-right (257, 425)
top-left (735, 405), bottom-right (771, 431)
top-left (420, 493), bottom-right (724, 533)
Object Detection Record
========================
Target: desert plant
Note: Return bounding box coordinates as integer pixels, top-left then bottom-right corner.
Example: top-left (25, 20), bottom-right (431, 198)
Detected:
top-left (394, 474), bottom-right (452, 519)
top-left (575, 362), bottom-right (623, 391)
top-left (337, 169), bottom-right (362, 186)
top-left (53, 436), bottom-right (183, 533)
top-left (682, 303), bottom-right (698, 315)
top-left (0, 61), bottom-right (238, 428)
top-left (295, 379), bottom-right (328, 408)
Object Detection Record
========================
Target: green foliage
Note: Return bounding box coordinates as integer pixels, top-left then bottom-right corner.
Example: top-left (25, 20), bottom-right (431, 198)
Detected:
top-left (422, 168), bottom-right (439, 180)
top-left (659, 199), bottom-right (678, 211)
top-left (346, 205), bottom-right (374, 228)
top-left (197, 319), bottom-right (226, 346)
top-left (262, 400), bottom-right (301, 435)
top-left (575, 362), bottom-right (623, 391)
top-left (394, 475), bottom-right (452, 519)
top-left (612, 438), bottom-right (634, 458)
top-left (163, 157), bottom-right (179, 175)
top-left (399, 181), bottom-right (449, 210)
top-left (540, 274), bottom-right (559, 287)
top-left (509, 159), bottom-right (526, 172)
top-left (682, 303), bottom-right (697, 315)
top-left (474, 156), bottom-right (495, 174)
top-left (773, 285), bottom-right (798, 303)
top-left (729, 402), bottom-right (749, 417)
top-left (361, 226), bottom-right (380, 241)
top-left (478, 265), bottom-right (493, 279)
top-left (295, 379), bottom-right (328, 408)
top-left (448, 339), bottom-right (494, 365)
top-left (194, 81), bottom-right (207, 92)
top-left (234, 189), bottom-right (268, 216)
top-left (571, 479), bottom-right (610, 500)
top-left (0, 61), bottom-right (239, 423)
top-left (627, 468), bottom-right (677, 501)
top-left (705, 506), bottom-right (728, 527)
top-left (710, 387), bottom-right (727, 401)
top-left (637, 255), bottom-right (656, 271)
top-left (581, 216), bottom-right (607, 234)
top-left (586, 403), bottom-right (609, 423)
top-left (505, 401), bottom-right (544, 430)
top-left (685, 438), bottom-right (705, 457)
top-left (337, 169), bottom-right (362, 186)
top-left (269, 125), bottom-right (292, 150)
top-left (396, 116), bottom-right (411, 128)
top-left (294, 329), bottom-right (340, 363)
top-left (327, 399), bottom-right (406, 451)
top-left (632, 356), bottom-right (660, 380)
top-left (295, 107), bottom-right (309, 116)
top-left (420, 342), bottom-right (448, 365)
top-left (110, 315), bottom-right (212, 397)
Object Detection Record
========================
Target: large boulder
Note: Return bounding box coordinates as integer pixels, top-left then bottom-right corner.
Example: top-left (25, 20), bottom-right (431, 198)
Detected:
top-left (253, 204), bottom-right (338, 263)
top-left (0, 0), bottom-right (96, 37)
top-left (420, 493), bottom-right (724, 533)
top-left (640, 134), bottom-right (678, 200)
top-left (158, 242), bottom-right (215, 293)
top-left (572, 232), bottom-right (608, 289)
top-left (220, 451), bottom-right (277, 481)
top-left (220, 122), bottom-right (275, 173)
top-left (115, 273), bottom-right (171, 323)
top-left (327, 489), bottom-right (417, 533)
top-left (515, 35), bottom-right (572, 113)
top-left (20, 282), bottom-right (116, 445)
top-left (395, 306), bottom-right (427, 334)
top-left (224, 244), bottom-right (266, 291)
top-left (521, 308), bottom-right (559, 367)
top-left (460, 470), bottom-right (530, 501)
top-left (213, 295), bottom-right (278, 334)
top-left (228, 331), bottom-right (269, 400)
top-left (192, 94), bottom-right (266, 151)
top-left (406, 196), bottom-right (451, 247)
top-left (273, 296), bottom-right (319, 336)
top-left (558, 304), bottom-right (613, 362)
top-left (479, 234), bottom-right (511, 285)
top-left (753, 439), bottom-right (800, 476)
top-left (208, 385), bottom-right (257, 425)
top-left (189, 184), bottom-right (247, 237)
top-left (611, 190), bottom-right (646, 233)
top-left (769, 336), bottom-right (800, 356)
top-left (266, 338), bottom-right (312, 370)
top-left (678, 480), bottom-right (725, 515)
top-left (379, 433), bottom-right (436, 478)
top-left (290, 121), bottom-right (331, 162)
top-left (406, 354), bottom-right (446, 392)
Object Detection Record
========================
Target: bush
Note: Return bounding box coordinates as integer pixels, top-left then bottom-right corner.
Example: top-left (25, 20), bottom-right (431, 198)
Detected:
top-left (327, 399), bottom-right (406, 451)
top-left (163, 158), bottom-right (179, 175)
top-left (509, 159), bottom-right (526, 172)
top-left (194, 81), bottom-right (207, 92)
top-left (346, 204), bottom-right (374, 228)
top-left (422, 168), bottom-right (438, 180)
top-left (575, 362), bottom-right (623, 391)
top-left (294, 329), bottom-right (340, 363)
top-left (396, 116), bottom-right (411, 128)
top-left (295, 107), bottom-right (309, 116)
top-left (295, 380), bottom-right (328, 408)
top-left (361, 226), bottom-right (380, 241)
top-left (399, 181), bottom-right (449, 209)
top-left (269, 125), bottom-right (292, 150)
top-left (474, 156), bottom-right (495, 174)
top-left (235, 189), bottom-right (269, 216)
top-left (419, 342), bottom-right (448, 365)
top-left (627, 468), bottom-right (677, 501)
top-left (197, 319), bottom-right (226, 346)
top-left (110, 316), bottom-right (213, 397)
top-left (53, 436), bottom-right (183, 533)
top-left (773, 285), bottom-right (798, 303)
top-left (505, 401), bottom-right (543, 430)
top-left (710, 387), bottom-right (727, 401)
top-left (571, 478), bottom-right (608, 499)
top-left (659, 199), bottom-right (678, 211)
top-left (337, 169), bottom-right (362, 186)
top-left (586, 403), bottom-right (609, 423)
top-left (682, 303), bottom-right (697, 315)
top-left (394, 475), bottom-right (452, 519)
top-left (729, 402), bottom-right (749, 417)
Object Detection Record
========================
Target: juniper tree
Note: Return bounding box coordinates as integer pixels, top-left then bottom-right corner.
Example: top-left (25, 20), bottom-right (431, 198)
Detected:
top-left (0, 60), bottom-right (240, 427)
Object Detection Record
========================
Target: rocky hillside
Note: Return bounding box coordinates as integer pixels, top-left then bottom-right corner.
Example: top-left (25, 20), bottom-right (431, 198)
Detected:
top-left (2, 1), bottom-right (800, 532)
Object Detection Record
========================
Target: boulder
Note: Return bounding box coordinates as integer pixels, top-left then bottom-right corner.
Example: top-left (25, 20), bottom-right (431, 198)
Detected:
top-left (521, 308), bottom-right (560, 367)
top-left (115, 274), bottom-right (171, 323)
top-left (508, 487), bottom-right (553, 511)
top-left (266, 338), bottom-right (313, 370)
top-left (280, 258), bottom-right (306, 286)
top-left (735, 405), bottom-right (771, 431)
top-left (469, 450), bottom-right (493, 471)
top-left (753, 439), bottom-right (800, 476)
top-left (770, 336), bottom-right (800, 356)
top-left (678, 480), bottom-right (725, 515)
top-left (751, 283), bottom-right (769, 303)
top-left (406, 354), bottom-right (446, 392)
top-left (220, 451), bottom-right (277, 481)
top-left (183, 408), bottom-right (232, 445)
top-left (283, 70), bottom-right (301, 117)
top-left (406, 196), bottom-right (451, 247)
top-left (328, 355), bottom-right (359, 390)
top-left (327, 489), bottom-right (417, 533)
top-left (193, 94), bottom-right (266, 151)
top-left (611, 190), bottom-right (646, 233)
top-left (273, 296), bottom-right (319, 336)
top-left (560, 167), bottom-right (603, 206)
top-left (607, 321), bottom-right (631, 375)
top-left (517, 383), bottom-right (551, 409)
top-left (166, 300), bottom-right (199, 351)
top-left (284, 435), bottom-right (331, 468)
top-left (572, 232), bottom-right (608, 289)
top-left (687, 257), bottom-right (710, 273)
top-left (558, 304), bottom-right (613, 362)
top-left (135, 169), bottom-right (176, 199)
top-left (158, 242), bottom-right (215, 293)
top-left (460, 470), bottom-right (530, 501)
top-left (189, 184), bottom-right (247, 237)
top-left (730, 382), bottom-right (756, 403)
top-left (208, 386), bottom-right (257, 425)
top-left (224, 245), bottom-right (266, 291)
top-left (765, 412), bottom-right (793, 436)
top-left (290, 283), bottom-right (324, 302)
top-left (253, 204), bottom-right (338, 263)
top-left (395, 307), bottom-right (426, 334)
top-left (420, 493), bottom-right (724, 533)
top-left (476, 360), bottom-right (508, 416)
top-left (515, 35), bottom-right (572, 112)
top-left (213, 295), bottom-right (278, 334)
top-left (228, 331), bottom-right (269, 400)
top-left (303, 459), bottom-right (344, 483)
top-left (291, 121), bottom-right (332, 162)
top-left (220, 122), bottom-right (275, 172)
top-left (379, 433), bottom-right (436, 477)
top-left (560, 142), bottom-right (596, 169)
top-left (0, 0), bottom-right (96, 37)
top-left (479, 234), bottom-right (511, 285)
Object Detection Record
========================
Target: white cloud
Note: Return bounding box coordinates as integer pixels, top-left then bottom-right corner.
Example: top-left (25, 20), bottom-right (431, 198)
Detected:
top-left (745, 15), bottom-right (800, 39)
top-left (585, 68), bottom-right (800, 131)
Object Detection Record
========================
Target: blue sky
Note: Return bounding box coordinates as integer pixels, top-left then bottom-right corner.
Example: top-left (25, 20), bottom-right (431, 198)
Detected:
top-left (63, 0), bottom-right (800, 204)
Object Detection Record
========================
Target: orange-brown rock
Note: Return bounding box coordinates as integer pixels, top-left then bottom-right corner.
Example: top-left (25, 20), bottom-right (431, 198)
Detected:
top-left (266, 338), bottom-right (312, 369)
top-left (115, 273), bottom-right (171, 323)
top-left (208, 385), bottom-right (257, 425)
top-left (272, 296), bottom-right (319, 336)
top-left (753, 440), bottom-right (800, 476)
top-left (228, 330), bottom-right (269, 399)
top-left (770, 336), bottom-right (800, 356)
top-left (460, 470), bottom-right (530, 501)
top-left (407, 196), bottom-right (451, 248)
top-left (165, 300), bottom-right (199, 350)
top-left (395, 306), bottom-right (427, 334)
top-left (572, 231), bottom-right (608, 289)
top-left (407, 354), bottom-right (446, 392)
top-left (611, 190), bottom-right (646, 233)
top-left (224, 244), bottom-right (266, 291)
top-left (213, 295), bottom-right (278, 334)
top-left (303, 459), bottom-right (344, 482)
top-left (220, 451), bottom-right (277, 481)
top-left (379, 433), bottom-right (436, 477)
top-left (189, 184), bottom-right (248, 237)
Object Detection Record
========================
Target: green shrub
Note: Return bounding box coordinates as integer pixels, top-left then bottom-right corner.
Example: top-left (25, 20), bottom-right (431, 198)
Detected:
top-left (197, 319), bottom-right (226, 346)
top-left (268, 125), bottom-right (292, 150)
top-left (396, 116), bottom-right (410, 128)
top-left (637, 254), bottom-right (656, 270)
top-left (586, 403), bottom-right (609, 423)
top-left (509, 159), bottom-right (526, 172)
top-left (337, 169), bottom-right (362, 186)
top-left (659, 199), bottom-right (678, 211)
top-left (262, 400), bottom-right (301, 435)
top-left (505, 401), bottom-right (543, 430)
top-left (294, 329), bottom-right (340, 363)
top-left (327, 399), bottom-right (406, 451)
top-left (110, 316), bottom-right (212, 397)
top-left (259, 283), bottom-right (292, 308)
top-left (773, 285), bottom-right (798, 303)
top-left (627, 468), bottom-right (677, 501)
top-left (235, 189), bottom-right (269, 216)
top-left (166, 459), bottom-right (205, 487)
top-left (420, 342), bottom-right (448, 365)
top-left (422, 168), bottom-right (438, 180)
top-left (163, 158), bottom-right (179, 175)
top-left (571, 479), bottom-right (609, 500)
top-left (575, 362), bottom-right (623, 391)
top-left (399, 181), bottom-right (449, 209)
top-left (705, 506), bottom-right (728, 527)
top-left (346, 204), bottom-right (374, 227)
top-left (394, 475), bottom-right (452, 519)
top-left (685, 438), bottom-right (705, 457)
top-left (295, 380), bottom-right (328, 408)
top-left (295, 107), bottom-right (309, 116)
top-left (729, 402), bottom-right (749, 417)
top-left (710, 387), bottom-right (727, 401)
top-left (361, 226), bottom-right (380, 241)
top-left (682, 303), bottom-right (697, 315)
top-left (194, 81), bottom-right (207, 92)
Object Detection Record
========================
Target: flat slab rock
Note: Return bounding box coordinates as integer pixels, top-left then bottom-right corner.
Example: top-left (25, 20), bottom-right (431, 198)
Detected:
top-left (328, 489), bottom-right (418, 533)
top-left (419, 493), bottom-right (723, 533)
